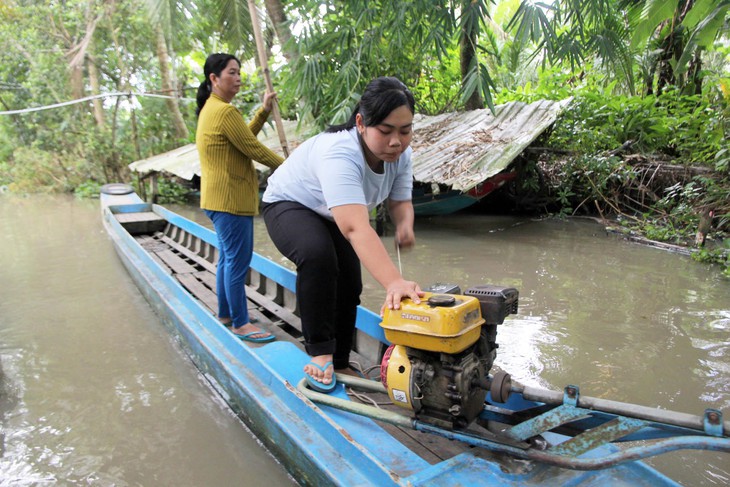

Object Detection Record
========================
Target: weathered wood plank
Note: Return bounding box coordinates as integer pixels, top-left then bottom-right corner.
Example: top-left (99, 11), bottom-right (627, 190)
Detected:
top-left (134, 236), bottom-right (173, 273)
top-left (115, 211), bottom-right (163, 223)
top-left (194, 270), bottom-right (216, 290)
top-left (157, 234), bottom-right (217, 273)
top-left (155, 249), bottom-right (198, 274)
top-left (246, 287), bottom-right (303, 333)
top-left (344, 390), bottom-right (468, 463)
top-left (176, 273), bottom-right (218, 314)
top-left (115, 212), bottom-right (167, 235)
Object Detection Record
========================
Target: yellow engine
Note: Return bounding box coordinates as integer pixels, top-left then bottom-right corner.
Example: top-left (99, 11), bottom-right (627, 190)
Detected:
top-left (380, 285), bottom-right (518, 429)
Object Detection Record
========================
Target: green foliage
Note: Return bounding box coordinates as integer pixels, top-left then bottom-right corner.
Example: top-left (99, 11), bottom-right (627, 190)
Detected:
top-left (548, 82), bottom-right (728, 164)
top-left (507, 0), bottom-right (729, 97)
top-left (641, 221), bottom-right (685, 243)
top-left (635, 182), bottom-right (702, 244)
top-left (6, 147), bottom-right (71, 194)
top-left (691, 240), bottom-right (730, 278)
top-left (156, 177), bottom-right (192, 204)
top-left (629, 0), bottom-right (730, 79)
top-left (715, 148), bottom-right (730, 172)
top-left (510, 0), bottom-right (635, 92)
top-left (278, 0), bottom-right (496, 129)
top-left (0, 0), bottom-right (201, 194)
top-left (4, 141), bottom-right (110, 194)
top-left (74, 180), bottom-right (103, 199)
top-left (551, 154), bottom-right (637, 215)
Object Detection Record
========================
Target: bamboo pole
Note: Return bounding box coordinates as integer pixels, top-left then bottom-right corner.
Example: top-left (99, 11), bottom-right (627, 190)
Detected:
top-left (247, 0), bottom-right (289, 157)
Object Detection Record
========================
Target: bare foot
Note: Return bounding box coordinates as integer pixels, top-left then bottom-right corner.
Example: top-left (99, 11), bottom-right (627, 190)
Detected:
top-left (305, 355), bottom-right (334, 385)
top-left (232, 323), bottom-right (273, 340)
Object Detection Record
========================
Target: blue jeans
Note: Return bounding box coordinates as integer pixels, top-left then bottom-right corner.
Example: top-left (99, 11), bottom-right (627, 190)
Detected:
top-left (204, 210), bottom-right (253, 329)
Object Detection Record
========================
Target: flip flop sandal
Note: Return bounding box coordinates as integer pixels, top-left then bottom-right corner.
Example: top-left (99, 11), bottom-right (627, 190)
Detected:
top-left (234, 331), bottom-right (275, 343)
top-left (304, 361), bottom-right (337, 393)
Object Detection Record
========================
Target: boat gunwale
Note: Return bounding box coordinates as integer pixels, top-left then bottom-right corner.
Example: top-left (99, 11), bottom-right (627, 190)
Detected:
top-left (107, 200), bottom-right (389, 345)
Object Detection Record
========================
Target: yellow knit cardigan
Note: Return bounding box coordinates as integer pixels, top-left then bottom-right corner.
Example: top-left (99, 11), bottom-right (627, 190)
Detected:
top-left (196, 93), bottom-right (284, 215)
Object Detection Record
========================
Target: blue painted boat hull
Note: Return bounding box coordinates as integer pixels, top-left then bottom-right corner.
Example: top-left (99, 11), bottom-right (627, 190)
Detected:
top-left (100, 191), bottom-right (683, 486)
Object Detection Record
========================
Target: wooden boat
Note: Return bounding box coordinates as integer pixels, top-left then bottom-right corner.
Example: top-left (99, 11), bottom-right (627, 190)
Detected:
top-left (100, 183), bottom-right (729, 486)
top-left (411, 172), bottom-right (517, 216)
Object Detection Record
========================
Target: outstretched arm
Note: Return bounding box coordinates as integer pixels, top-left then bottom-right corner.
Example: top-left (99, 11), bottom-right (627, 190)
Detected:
top-left (331, 204), bottom-right (423, 314)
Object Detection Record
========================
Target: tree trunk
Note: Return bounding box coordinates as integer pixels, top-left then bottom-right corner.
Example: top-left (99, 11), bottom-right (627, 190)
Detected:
top-left (264, 0), bottom-right (296, 63)
top-left (107, 9), bottom-right (130, 182)
top-left (687, 50), bottom-right (703, 96)
top-left (154, 25), bottom-right (188, 140)
top-left (69, 62), bottom-right (84, 100)
top-left (65, 6), bottom-right (102, 102)
top-left (460, 16), bottom-right (482, 110)
top-left (87, 55), bottom-right (105, 127)
top-left (654, 0), bottom-right (694, 95)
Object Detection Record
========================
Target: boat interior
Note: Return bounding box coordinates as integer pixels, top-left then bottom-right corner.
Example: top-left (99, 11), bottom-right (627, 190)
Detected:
top-left (112, 206), bottom-right (513, 467)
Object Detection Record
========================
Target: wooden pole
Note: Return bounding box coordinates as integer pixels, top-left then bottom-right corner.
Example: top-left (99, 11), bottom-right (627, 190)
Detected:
top-left (247, 0), bottom-right (289, 157)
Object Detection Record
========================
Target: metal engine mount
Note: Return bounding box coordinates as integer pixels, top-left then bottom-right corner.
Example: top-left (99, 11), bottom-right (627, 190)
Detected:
top-left (380, 284), bottom-right (518, 429)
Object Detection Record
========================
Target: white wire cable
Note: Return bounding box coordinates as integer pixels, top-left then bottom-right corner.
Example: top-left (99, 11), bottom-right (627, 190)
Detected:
top-left (0, 91), bottom-right (196, 116)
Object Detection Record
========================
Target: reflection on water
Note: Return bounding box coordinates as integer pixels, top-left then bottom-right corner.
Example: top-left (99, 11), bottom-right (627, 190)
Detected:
top-left (0, 195), bottom-right (295, 486)
top-left (1, 196), bottom-right (728, 486)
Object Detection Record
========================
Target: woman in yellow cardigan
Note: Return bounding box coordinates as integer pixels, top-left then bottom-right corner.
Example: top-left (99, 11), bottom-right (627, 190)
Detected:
top-left (195, 52), bottom-right (284, 342)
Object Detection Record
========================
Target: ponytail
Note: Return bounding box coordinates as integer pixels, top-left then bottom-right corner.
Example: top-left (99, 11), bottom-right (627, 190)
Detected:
top-left (195, 80), bottom-right (212, 117)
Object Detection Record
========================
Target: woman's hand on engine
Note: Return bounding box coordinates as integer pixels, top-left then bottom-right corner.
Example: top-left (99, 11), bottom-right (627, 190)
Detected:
top-left (381, 278), bottom-right (424, 316)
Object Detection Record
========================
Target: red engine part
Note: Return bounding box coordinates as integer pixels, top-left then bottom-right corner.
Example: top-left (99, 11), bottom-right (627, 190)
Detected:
top-left (380, 344), bottom-right (396, 388)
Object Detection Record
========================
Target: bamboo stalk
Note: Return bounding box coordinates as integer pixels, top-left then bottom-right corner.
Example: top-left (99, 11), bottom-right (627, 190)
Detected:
top-left (247, 0), bottom-right (289, 157)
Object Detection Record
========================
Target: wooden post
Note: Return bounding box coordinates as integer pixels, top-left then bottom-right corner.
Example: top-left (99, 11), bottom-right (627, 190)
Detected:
top-left (247, 0), bottom-right (289, 157)
top-left (150, 172), bottom-right (158, 204)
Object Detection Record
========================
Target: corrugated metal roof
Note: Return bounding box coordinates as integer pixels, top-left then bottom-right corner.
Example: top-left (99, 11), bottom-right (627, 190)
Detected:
top-left (128, 143), bottom-right (201, 180)
top-left (411, 98), bottom-right (571, 191)
top-left (128, 119), bottom-right (305, 178)
top-left (129, 98), bottom-right (571, 192)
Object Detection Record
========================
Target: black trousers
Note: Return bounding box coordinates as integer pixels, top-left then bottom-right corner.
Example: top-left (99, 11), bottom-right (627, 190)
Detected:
top-left (262, 201), bottom-right (362, 368)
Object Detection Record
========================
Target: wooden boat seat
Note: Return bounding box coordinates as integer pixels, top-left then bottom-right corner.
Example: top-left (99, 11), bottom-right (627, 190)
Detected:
top-left (115, 212), bottom-right (167, 235)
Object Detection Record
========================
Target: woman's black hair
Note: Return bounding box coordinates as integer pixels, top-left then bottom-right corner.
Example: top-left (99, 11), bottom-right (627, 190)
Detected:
top-left (325, 77), bottom-right (415, 133)
top-left (196, 53), bottom-right (241, 117)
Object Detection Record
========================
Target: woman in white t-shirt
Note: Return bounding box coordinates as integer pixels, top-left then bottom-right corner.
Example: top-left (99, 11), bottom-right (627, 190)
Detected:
top-left (262, 77), bottom-right (424, 393)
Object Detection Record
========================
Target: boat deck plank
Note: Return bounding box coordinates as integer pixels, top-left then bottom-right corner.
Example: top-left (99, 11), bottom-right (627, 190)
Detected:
top-left (194, 269), bottom-right (216, 290)
top-left (157, 233), bottom-right (217, 274)
top-left (177, 273), bottom-right (218, 314)
top-left (115, 212), bottom-right (167, 234)
top-left (246, 287), bottom-right (303, 334)
top-left (155, 249), bottom-right (198, 274)
top-left (135, 236), bottom-right (171, 271)
top-left (115, 212), bottom-right (165, 224)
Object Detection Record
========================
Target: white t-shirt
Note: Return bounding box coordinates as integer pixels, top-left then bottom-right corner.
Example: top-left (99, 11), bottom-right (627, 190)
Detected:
top-left (262, 127), bottom-right (413, 220)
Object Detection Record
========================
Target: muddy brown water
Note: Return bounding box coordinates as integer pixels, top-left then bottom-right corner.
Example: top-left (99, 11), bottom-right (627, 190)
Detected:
top-left (1, 194), bottom-right (728, 486)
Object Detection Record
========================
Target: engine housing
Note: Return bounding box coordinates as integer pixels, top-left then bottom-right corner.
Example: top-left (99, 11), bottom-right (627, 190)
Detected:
top-left (380, 285), bottom-right (518, 429)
